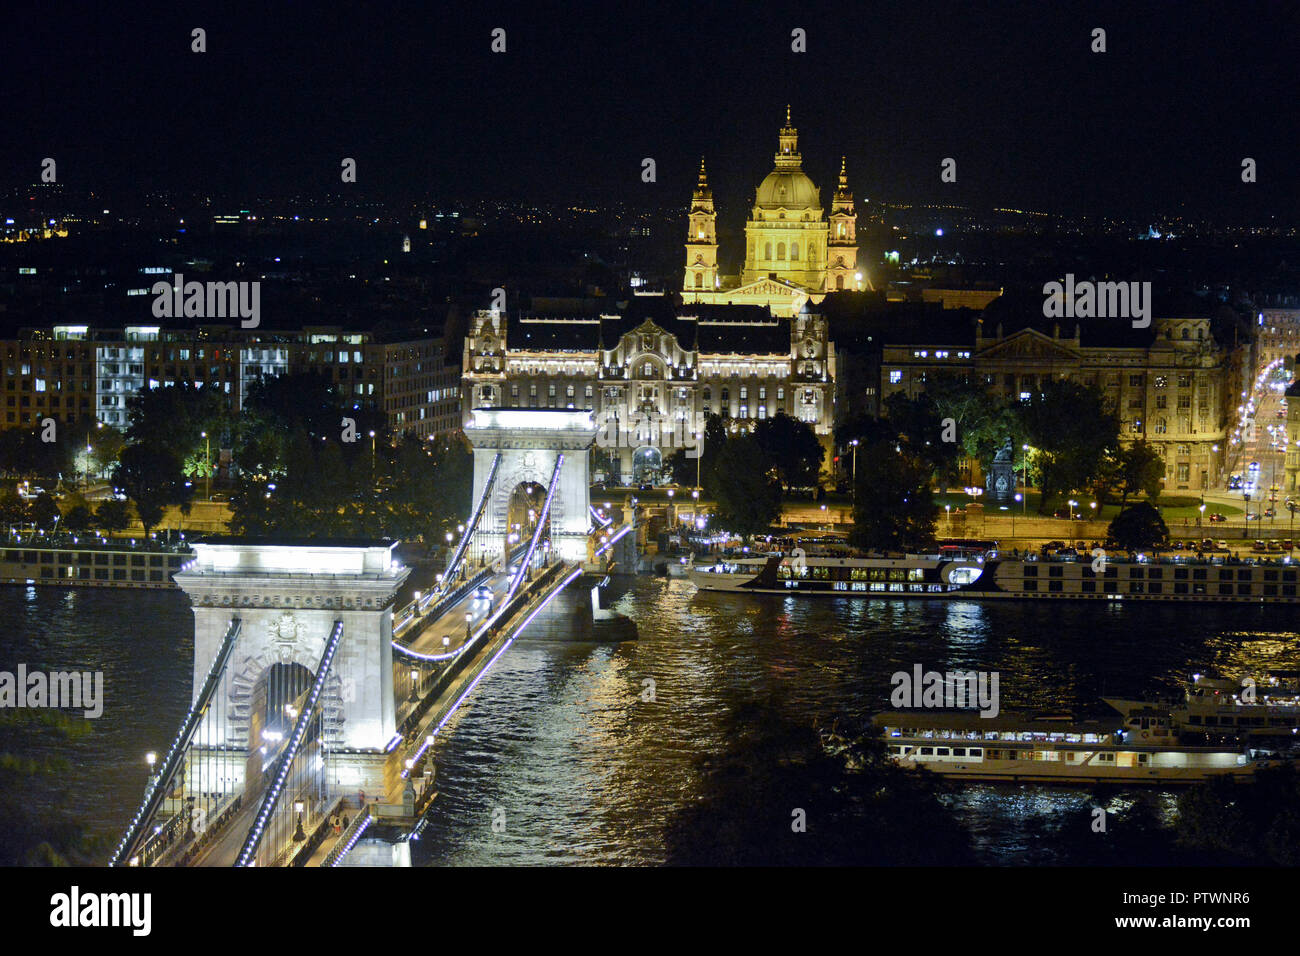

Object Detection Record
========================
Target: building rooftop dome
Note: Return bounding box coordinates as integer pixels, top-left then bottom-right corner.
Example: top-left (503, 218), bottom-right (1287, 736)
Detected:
top-left (755, 169), bottom-right (821, 210)
top-left (754, 107), bottom-right (821, 211)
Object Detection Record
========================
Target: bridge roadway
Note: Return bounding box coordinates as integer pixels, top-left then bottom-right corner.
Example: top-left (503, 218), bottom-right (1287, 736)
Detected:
top-left (182, 558), bottom-right (549, 867)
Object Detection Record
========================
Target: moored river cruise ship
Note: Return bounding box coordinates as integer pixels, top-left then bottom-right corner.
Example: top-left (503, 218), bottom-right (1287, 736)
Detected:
top-left (873, 710), bottom-right (1271, 785)
top-left (0, 543), bottom-right (193, 590)
top-left (687, 549), bottom-right (1300, 604)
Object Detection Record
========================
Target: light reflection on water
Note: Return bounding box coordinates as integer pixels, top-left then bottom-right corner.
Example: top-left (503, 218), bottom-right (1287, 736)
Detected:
top-left (2, 580), bottom-right (1297, 864)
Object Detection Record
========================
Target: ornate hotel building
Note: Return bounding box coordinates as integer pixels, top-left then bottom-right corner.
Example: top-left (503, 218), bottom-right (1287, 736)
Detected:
top-left (682, 109), bottom-right (866, 318)
top-left (461, 300), bottom-right (835, 483)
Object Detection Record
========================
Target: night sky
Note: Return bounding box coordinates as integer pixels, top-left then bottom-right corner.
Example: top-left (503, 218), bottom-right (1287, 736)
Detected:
top-left (5, 1), bottom-right (1298, 220)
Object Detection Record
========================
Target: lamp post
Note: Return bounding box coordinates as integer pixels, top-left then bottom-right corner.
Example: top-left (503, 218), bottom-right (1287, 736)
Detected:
top-left (368, 430), bottom-right (376, 479)
top-left (1067, 499), bottom-right (1078, 521)
top-left (694, 430), bottom-right (702, 500)
top-left (465, 610), bottom-right (473, 646)
top-left (1013, 493), bottom-right (1022, 538)
top-left (850, 439), bottom-right (859, 508)
top-left (1021, 444), bottom-right (1030, 514)
top-left (293, 800), bottom-right (306, 841)
top-left (201, 431), bottom-right (211, 500)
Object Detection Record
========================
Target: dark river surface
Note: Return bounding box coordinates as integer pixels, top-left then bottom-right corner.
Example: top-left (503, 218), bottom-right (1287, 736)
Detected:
top-left (5, 579), bottom-right (1298, 865)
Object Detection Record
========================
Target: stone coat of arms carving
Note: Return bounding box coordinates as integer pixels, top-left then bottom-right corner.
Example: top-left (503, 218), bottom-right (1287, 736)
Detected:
top-left (268, 611), bottom-right (306, 662)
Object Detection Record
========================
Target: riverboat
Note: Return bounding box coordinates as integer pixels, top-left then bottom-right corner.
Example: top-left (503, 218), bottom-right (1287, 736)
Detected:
top-left (687, 549), bottom-right (1300, 604)
top-left (873, 709), bottom-right (1270, 785)
top-left (0, 542), bottom-right (193, 590)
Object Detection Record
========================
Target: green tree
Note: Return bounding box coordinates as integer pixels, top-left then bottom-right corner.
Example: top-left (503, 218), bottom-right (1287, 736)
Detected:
top-left (849, 439), bottom-right (938, 552)
top-left (113, 444), bottom-right (190, 536)
top-left (663, 700), bottom-right (973, 865)
top-left (1018, 380), bottom-right (1120, 512)
top-left (928, 378), bottom-right (1025, 477)
top-left (1110, 440), bottom-right (1165, 506)
top-left (670, 413), bottom-right (727, 491)
top-left (752, 411), bottom-right (825, 492)
top-left (63, 504), bottom-right (94, 533)
top-left (95, 498), bottom-right (132, 533)
top-left (28, 493), bottom-right (62, 531)
top-left (709, 435), bottom-right (780, 541)
top-left (0, 489), bottom-right (26, 528)
top-left (0, 711), bottom-right (96, 865)
top-left (882, 392), bottom-right (961, 487)
top-left (1107, 502), bottom-right (1169, 551)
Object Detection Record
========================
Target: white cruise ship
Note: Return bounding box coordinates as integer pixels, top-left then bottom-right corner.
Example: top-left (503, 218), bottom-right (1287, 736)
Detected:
top-left (873, 709), bottom-right (1270, 785)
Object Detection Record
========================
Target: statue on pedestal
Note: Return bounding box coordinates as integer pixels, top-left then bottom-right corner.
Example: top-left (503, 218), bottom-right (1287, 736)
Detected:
top-left (985, 442), bottom-right (1015, 503)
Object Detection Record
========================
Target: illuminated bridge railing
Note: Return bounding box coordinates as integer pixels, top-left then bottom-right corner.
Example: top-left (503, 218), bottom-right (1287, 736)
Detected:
top-left (594, 523), bottom-right (632, 558)
top-left (234, 620), bottom-right (344, 868)
top-left (394, 544), bottom-right (529, 651)
top-left (506, 454), bottom-right (562, 603)
top-left (436, 452), bottom-right (501, 598)
top-left (109, 617), bottom-right (242, 868)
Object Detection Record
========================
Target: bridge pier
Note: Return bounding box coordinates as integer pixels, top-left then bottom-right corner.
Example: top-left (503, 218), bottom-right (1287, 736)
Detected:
top-left (517, 573), bottom-right (637, 642)
top-left (173, 538), bottom-right (410, 809)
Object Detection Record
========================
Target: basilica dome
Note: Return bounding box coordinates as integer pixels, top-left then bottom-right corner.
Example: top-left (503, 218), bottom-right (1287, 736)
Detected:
top-left (754, 170), bottom-right (820, 210)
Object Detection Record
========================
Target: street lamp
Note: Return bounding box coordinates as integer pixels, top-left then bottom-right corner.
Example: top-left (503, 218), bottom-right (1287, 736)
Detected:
top-left (1021, 444), bottom-right (1030, 513)
top-left (694, 431), bottom-right (703, 501)
top-left (293, 800), bottom-right (306, 841)
top-left (200, 431), bottom-right (211, 500)
top-left (465, 610), bottom-right (473, 645)
top-left (368, 430), bottom-right (376, 477)
top-left (850, 439), bottom-right (859, 508)
top-left (1067, 499), bottom-right (1078, 521)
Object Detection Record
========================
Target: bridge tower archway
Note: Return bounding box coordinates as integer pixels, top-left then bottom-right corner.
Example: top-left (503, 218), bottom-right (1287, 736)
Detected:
top-left (465, 409), bottom-right (598, 564)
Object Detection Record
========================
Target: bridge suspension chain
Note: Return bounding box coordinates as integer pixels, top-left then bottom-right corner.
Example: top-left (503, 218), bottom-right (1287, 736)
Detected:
top-left (437, 452), bottom-right (501, 595)
top-left (506, 453), bottom-right (563, 603)
top-left (234, 620), bottom-right (345, 867)
top-left (109, 618), bottom-right (242, 867)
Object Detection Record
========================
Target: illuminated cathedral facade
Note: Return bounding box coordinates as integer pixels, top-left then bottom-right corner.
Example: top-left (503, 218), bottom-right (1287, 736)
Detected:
top-left (682, 108), bottom-right (866, 317)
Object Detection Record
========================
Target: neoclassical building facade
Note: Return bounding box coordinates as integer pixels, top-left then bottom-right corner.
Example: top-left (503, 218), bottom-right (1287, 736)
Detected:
top-left (877, 315), bottom-right (1243, 493)
top-left (461, 300), bottom-right (835, 483)
top-left (682, 109), bottom-right (866, 318)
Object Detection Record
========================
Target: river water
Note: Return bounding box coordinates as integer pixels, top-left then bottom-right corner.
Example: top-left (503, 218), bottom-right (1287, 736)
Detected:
top-left (4, 580), bottom-right (1297, 864)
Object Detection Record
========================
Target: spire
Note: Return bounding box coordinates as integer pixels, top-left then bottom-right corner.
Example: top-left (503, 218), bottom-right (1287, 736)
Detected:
top-left (833, 156), bottom-right (853, 204)
top-left (692, 156), bottom-right (713, 203)
top-left (775, 108), bottom-right (800, 169)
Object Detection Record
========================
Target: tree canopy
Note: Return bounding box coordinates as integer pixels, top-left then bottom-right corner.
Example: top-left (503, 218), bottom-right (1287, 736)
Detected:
top-left (1107, 502), bottom-right (1169, 551)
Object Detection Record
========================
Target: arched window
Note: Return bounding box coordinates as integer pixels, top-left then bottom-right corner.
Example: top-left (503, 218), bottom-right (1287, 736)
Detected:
top-left (807, 242), bottom-right (816, 259)
top-left (1198, 328), bottom-right (1205, 340)
top-left (777, 242), bottom-right (786, 260)
top-left (765, 242), bottom-right (772, 260)
top-left (1181, 328), bottom-right (1190, 340)
top-left (694, 272), bottom-right (703, 288)
top-left (702, 386), bottom-right (711, 401)
top-left (836, 275), bottom-right (844, 290)
top-left (791, 242), bottom-right (799, 260)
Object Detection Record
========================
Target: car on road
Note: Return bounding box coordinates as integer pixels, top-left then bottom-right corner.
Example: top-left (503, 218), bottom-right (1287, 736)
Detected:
top-left (1253, 540), bottom-right (1267, 552)
top-left (473, 585), bottom-right (492, 601)
top-left (1264, 508), bottom-right (1276, 518)
top-left (1208, 512), bottom-right (1226, 522)
top-left (1217, 540), bottom-right (1229, 551)
top-left (1246, 512), bottom-right (1260, 521)
top-left (1268, 540), bottom-right (1284, 552)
